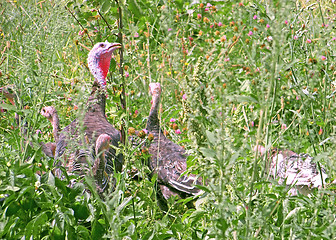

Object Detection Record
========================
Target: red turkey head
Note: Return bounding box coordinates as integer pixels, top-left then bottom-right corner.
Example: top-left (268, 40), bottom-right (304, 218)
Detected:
top-left (87, 42), bottom-right (121, 87)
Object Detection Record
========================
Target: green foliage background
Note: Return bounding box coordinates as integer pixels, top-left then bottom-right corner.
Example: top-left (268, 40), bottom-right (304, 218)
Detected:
top-left (1, 0), bottom-right (336, 239)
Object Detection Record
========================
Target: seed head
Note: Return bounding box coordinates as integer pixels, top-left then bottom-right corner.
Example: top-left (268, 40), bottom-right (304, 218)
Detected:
top-left (142, 147), bottom-right (148, 154)
top-left (148, 133), bottom-right (154, 141)
top-left (138, 130), bottom-right (146, 138)
top-left (128, 127), bottom-right (136, 135)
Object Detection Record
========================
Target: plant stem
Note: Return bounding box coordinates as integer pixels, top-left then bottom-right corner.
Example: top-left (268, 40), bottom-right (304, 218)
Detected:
top-left (65, 6), bottom-right (93, 46)
top-left (115, 0), bottom-right (126, 144)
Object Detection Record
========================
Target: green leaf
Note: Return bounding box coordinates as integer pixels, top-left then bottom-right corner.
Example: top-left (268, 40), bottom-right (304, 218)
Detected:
top-left (77, 225), bottom-right (91, 239)
top-left (128, 0), bottom-right (142, 19)
top-left (0, 103), bottom-right (17, 111)
top-left (55, 209), bottom-right (65, 233)
top-left (205, 130), bottom-right (216, 145)
top-left (5, 201), bottom-right (21, 217)
top-left (73, 203), bottom-right (90, 220)
top-left (100, 0), bottom-right (111, 13)
top-left (116, 196), bottom-right (132, 213)
top-left (226, 95), bottom-right (259, 104)
top-left (189, 210), bottom-right (206, 227)
top-left (92, 219), bottom-right (105, 239)
top-left (47, 171), bottom-right (55, 187)
top-left (283, 59), bottom-right (300, 70)
top-left (199, 147), bottom-right (216, 158)
top-left (33, 212), bottom-right (48, 236)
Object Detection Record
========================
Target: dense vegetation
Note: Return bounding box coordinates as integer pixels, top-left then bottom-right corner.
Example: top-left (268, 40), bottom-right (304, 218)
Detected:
top-left (1, 0), bottom-right (336, 239)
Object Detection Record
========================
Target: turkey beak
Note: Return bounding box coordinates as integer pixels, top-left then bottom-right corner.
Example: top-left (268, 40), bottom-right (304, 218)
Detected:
top-left (109, 43), bottom-right (122, 51)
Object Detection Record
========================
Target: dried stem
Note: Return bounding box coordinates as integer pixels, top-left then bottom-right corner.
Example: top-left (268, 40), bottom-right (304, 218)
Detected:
top-left (65, 6), bottom-right (93, 46)
top-left (115, 0), bottom-right (126, 144)
top-left (98, 9), bottom-right (114, 33)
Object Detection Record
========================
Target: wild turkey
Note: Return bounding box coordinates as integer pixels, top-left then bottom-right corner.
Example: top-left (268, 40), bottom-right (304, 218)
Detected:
top-left (40, 106), bottom-right (111, 193)
top-left (146, 82), bottom-right (202, 201)
top-left (54, 42), bottom-right (123, 182)
top-left (255, 145), bottom-right (328, 195)
top-left (93, 134), bottom-right (112, 194)
top-left (40, 106), bottom-right (60, 158)
top-left (40, 106), bottom-right (60, 141)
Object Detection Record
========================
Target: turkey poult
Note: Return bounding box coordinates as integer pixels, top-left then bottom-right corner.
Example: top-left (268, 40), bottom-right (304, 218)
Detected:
top-left (40, 106), bottom-right (112, 193)
top-left (146, 82), bottom-right (203, 201)
top-left (40, 106), bottom-right (60, 158)
top-left (255, 146), bottom-right (328, 195)
top-left (40, 106), bottom-right (60, 142)
top-left (0, 86), bottom-right (55, 157)
top-left (54, 42), bottom-right (123, 183)
top-left (93, 134), bottom-right (112, 194)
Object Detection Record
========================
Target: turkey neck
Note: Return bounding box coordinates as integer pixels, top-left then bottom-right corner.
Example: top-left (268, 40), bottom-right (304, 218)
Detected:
top-left (146, 93), bottom-right (160, 132)
top-left (87, 80), bottom-right (106, 116)
top-left (51, 112), bottom-right (60, 141)
top-left (93, 141), bottom-right (108, 186)
top-left (93, 151), bottom-right (106, 184)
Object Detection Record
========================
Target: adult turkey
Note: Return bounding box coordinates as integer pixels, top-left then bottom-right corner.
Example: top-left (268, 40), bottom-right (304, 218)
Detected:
top-left (255, 145), bottom-right (328, 195)
top-left (54, 42), bottom-right (122, 184)
top-left (146, 82), bottom-right (203, 202)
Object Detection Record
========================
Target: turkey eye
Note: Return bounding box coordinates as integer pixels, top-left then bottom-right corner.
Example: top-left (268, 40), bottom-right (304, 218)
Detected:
top-left (99, 43), bottom-right (105, 48)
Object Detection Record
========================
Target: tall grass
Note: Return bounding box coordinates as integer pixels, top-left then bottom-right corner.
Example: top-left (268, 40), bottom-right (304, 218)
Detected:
top-left (1, 0), bottom-right (336, 239)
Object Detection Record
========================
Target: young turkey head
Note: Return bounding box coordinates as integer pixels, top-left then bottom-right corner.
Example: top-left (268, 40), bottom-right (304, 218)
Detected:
top-left (95, 133), bottom-right (112, 155)
top-left (93, 133), bottom-right (113, 194)
top-left (87, 42), bottom-right (121, 87)
top-left (40, 106), bottom-right (57, 122)
top-left (149, 82), bottom-right (162, 97)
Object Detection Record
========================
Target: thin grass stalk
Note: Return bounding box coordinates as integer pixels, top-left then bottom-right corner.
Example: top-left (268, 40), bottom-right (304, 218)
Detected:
top-left (115, 0), bottom-right (126, 145)
top-left (246, 109), bottom-right (263, 238)
top-left (290, 68), bottom-right (327, 190)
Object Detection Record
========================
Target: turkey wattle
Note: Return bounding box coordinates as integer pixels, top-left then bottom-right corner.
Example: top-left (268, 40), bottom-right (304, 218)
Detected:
top-left (255, 146), bottom-right (328, 195)
top-left (55, 42), bottom-right (123, 182)
top-left (146, 82), bottom-right (202, 200)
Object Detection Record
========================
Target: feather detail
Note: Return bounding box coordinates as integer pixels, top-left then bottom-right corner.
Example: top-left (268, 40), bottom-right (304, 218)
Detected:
top-left (146, 83), bottom-right (203, 200)
top-left (270, 148), bottom-right (328, 195)
top-left (54, 42), bottom-right (122, 191)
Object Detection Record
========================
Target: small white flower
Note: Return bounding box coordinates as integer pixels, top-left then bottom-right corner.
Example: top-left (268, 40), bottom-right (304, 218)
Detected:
top-left (35, 181), bottom-right (41, 189)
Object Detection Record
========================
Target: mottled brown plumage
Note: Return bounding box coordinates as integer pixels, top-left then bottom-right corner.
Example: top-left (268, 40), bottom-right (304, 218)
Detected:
top-left (41, 142), bottom-right (56, 158)
top-left (54, 42), bottom-right (122, 181)
top-left (146, 83), bottom-right (202, 200)
top-left (255, 145), bottom-right (328, 195)
top-left (93, 134), bottom-right (112, 194)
